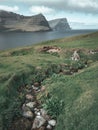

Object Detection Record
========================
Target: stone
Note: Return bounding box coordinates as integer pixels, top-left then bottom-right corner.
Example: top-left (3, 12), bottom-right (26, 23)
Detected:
top-left (89, 50), bottom-right (95, 54)
top-left (23, 110), bottom-right (34, 119)
top-left (26, 102), bottom-right (36, 109)
top-left (26, 94), bottom-right (34, 101)
top-left (34, 108), bottom-right (40, 112)
top-left (22, 104), bottom-right (30, 111)
top-left (71, 51), bottom-right (80, 61)
top-left (46, 124), bottom-right (52, 129)
top-left (48, 119), bottom-right (56, 127)
top-left (40, 109), bottom-right (49, 120)
top-left (38, 126), bottom-right (45, 130)
top-left (32, 85), bottom-right (39, 91)
top-left (32, 115), bottom-right (46, 129)
top-left (36, 112), bottom-right (41, 116)
top-left (40, 109), bottom-right (47, 116)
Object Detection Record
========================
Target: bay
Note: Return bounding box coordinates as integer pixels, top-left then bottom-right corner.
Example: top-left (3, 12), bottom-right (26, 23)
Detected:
top-left (0, 29), bottom-right (97, 50)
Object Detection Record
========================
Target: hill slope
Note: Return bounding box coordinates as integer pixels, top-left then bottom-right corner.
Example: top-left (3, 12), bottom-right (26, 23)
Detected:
top-left (0, 10), bottom-right (51, 32)
top-left (0, 32), bottom-right (98, 130)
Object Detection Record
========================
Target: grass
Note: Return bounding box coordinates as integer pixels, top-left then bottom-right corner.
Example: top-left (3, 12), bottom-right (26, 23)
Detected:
top-left (0, 31), bottom-right (98, 130)
top-left (42, 62), bottom-right (98, 130)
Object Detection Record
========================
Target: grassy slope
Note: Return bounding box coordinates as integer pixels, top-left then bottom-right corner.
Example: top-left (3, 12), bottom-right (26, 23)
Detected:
top-left (43, 62), bottom-right (98, 130)
top-left (0, 32), bottom-right (98, 130)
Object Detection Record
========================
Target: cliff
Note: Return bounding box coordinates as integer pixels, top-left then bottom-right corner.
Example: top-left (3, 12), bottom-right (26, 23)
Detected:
top-left (49, 18), bottom-right (71, 31)
top-left (0, 10), bottom-right (51, 32)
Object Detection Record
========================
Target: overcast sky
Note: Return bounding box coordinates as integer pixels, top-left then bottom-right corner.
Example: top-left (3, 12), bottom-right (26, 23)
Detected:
top-left (0, 0), bottom-right (98, 29)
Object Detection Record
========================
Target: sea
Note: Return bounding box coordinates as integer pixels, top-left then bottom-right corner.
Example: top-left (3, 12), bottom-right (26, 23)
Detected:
top-left (0, 29), bottom-right (97, 50)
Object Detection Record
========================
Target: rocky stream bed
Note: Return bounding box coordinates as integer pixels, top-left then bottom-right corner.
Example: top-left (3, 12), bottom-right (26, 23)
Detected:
top-left (7, 48), bottom-right (98, 130)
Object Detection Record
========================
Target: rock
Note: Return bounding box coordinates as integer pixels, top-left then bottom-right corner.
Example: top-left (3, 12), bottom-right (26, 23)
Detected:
top-left (89, 49), bottom-right (98, 54)
top-left (47, 48), bottom-right (60, 53)
top-left (38, 126), bottom-right (45, 130)
top-left (36, 112), bottom-right (41, 116)
top-left (48, 119), bottom-right (56, 127)
top-left (71, 51), bottom-right (80, 61)
top-left (32, 115), bottom-right (46, 129)
top-left (22, 104), bottom-right (30, 111)
top-left (34, 108), bottom-right (40, 112)
top-left (40, 109), bottom-right (49, 120)
top-left (26, 102), bottom-right (36, 109)
top-left (32, 85), bottom-right (39, 91)
top-left (40, 46), bottom-right (61, 53)
top-left (23, 110), bottom-right (34, 119)
top-left (26, 94), bottom-right (34, 101)
top-left (40, 109), bottom-right (47, 116)
top-left (46, 124), bottom-right (52, 129)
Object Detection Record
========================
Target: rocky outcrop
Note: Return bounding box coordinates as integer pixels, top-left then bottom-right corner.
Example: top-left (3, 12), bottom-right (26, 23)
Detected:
top-left (0, 10), bottom-right (51, 32)
top-left (49, 18), bottom-right (71, 31)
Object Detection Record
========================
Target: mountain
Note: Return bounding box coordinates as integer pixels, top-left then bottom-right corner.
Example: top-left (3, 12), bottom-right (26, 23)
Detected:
top-left (49, 18), bottom-right (71, 31)
top-left (0, 10), bottom-right (51, 32)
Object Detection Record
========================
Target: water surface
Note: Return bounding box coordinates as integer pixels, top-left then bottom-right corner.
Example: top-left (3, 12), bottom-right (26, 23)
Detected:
top-left (0, 30), bottom-right (97, 50)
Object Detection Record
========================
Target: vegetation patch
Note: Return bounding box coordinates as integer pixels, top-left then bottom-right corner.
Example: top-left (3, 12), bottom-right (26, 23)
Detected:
top-left (0, 32), bottom-right (98, 130)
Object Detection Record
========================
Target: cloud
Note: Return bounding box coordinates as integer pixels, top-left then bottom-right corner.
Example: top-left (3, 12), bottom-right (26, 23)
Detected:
top-left (1, 0), bottom-right (98, 15)
top-left (67, 0), bottom-right (98, 13)
top-left (0, 5), bottom-right (19, 12)
top-left (29, 5), bottom-right (55, 15)
top-left (27, 0), bottom-right (98, 14)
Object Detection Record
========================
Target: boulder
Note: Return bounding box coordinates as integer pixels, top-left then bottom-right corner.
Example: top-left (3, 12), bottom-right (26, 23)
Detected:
top-left (48, 120), bottom-right (56, 127)
top-left (26, 102), bottom-right (36, 109)
top-left (46, 124), bottom-right (52, 129)
top-left (26, 94), bottom-right (34, 101)
top-left (40, 109), bottom-right (49, 120)
top-left (32, 115), bottom-right (46, 129)
top-left (23, 110), bottom-right (34, 119)
top-left (37, 126), bottom-right (45, 130)
top-left (32, 85), bottom-right (40, 91)
top-left (22, 104), bottom-right (30, 111)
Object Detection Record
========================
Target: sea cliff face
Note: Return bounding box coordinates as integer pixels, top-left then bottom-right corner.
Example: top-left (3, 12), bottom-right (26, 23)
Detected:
top-left (49, 18), bottom-right (71, 31)
top-left (0, 11), bottom-right (51, 32)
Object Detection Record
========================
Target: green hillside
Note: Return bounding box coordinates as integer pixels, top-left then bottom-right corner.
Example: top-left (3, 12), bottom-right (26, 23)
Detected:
top-left (0, 32), bottom-right (98, 130)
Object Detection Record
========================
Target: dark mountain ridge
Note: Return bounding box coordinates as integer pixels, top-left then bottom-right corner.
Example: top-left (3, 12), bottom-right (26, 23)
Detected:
top-left (0, 10), bottom-right (51, 32)
top-left (0, 10), bottom-right (71, 32)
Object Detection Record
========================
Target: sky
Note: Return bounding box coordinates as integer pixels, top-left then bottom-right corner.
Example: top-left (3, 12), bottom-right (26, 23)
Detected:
top-left (0, 0), bottom-right (98, 29)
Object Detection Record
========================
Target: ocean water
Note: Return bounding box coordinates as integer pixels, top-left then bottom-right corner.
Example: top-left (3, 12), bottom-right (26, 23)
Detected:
top-left (0, 30), bottom-right (97, 50)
